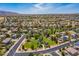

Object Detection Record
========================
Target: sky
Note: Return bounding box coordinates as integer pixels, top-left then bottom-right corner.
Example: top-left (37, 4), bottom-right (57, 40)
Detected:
top-left (0, 3), bottom-right (79, 14)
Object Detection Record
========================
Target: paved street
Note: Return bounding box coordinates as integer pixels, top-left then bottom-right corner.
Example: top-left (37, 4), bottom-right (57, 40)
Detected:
top-left (5, 34), bottom-right (77, 56)
top-left (50, 52), bottom-right (60, 56)
top-left (14, 40), bottom-right (76, 56)
top-left (6, 35), bottom-right (25, 56)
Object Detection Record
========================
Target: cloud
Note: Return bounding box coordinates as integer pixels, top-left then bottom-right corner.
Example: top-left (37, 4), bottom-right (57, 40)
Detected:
top-left (0, 3), bottom-right (79, 14)
top-left (24, 3), bottom-right (55, 14)
top-left (14, 3), bottom-right (79, 14)
top-left (34, 3), bottom-right (44, 9)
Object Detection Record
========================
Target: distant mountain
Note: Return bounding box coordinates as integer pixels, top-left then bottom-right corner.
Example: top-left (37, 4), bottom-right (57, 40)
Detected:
top-left (0, 11), bottom-right (19, 16)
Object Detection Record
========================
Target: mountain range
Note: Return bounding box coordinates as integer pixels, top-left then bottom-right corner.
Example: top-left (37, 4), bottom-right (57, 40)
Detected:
top-left (0, 11), bottom-right (19, 16)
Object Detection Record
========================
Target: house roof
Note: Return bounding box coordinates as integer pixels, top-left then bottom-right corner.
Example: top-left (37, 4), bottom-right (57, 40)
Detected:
top-left (2, 38), bottom-right (11, 44)
top-left (68, 31), bottom-right (76, 34)
top-left (1, 28), bottom-right (7, 31)
top-left (61, 35), bottom-right (68, 40)
top-left (75, 41), bottom-right (79, 46)
top-left (66, 47), bottom-right (78, 54)
top-left (0, 35), bottom-right (6, 37)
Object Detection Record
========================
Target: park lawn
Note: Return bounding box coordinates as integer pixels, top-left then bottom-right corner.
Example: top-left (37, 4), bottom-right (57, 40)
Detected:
top-left (43, 37), bottom-right (56, 46)
top-left (30, 37), bottom-right (39, 49)
top-left (24, 37), bottom-right (38, 49)
top-left (24, 42), bottom-right (32, 48)
top-left (24, 35), bottom-right (57, 49)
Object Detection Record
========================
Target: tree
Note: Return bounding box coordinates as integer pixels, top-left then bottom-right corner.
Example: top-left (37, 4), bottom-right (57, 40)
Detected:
top-left (6, 34), bottom-right (10, 38)
top-left (61, 51), bottom-right (65, 56)
top-left (22, 45), bottom-right (24, 50)
top-left (51, 35), bottom-right (58, 42)
top-left (62, 48), bottom-right (65, 50)
top-left (59, 49), bottom-right (61, 52)
top-left (27, 39), bottom-right (31, 42)
top-left (38, 44), bottom-right (42, 48)
top-left (34, 33), bottom-right (40, 39)
top-left (31, 45), bottom-right (34, 50)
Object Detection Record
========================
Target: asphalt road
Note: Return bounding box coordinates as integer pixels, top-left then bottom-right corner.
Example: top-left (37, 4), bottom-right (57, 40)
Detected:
top-left (50, 52), bottom-right (59, 56)
top-left (14, 40), bottom-right (76, 56)
top-left (7, 35), bottom-right (25, 56)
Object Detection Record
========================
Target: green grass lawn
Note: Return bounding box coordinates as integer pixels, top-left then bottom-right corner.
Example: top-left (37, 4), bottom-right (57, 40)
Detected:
top-left (24, 36), bottom-right (57, 50)
top-left (23, 28), bottom-right (59, 50)
top-left (43, 37), bottom-right (56, 45)
top-left (24, 37), bottom-right (38, 49)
